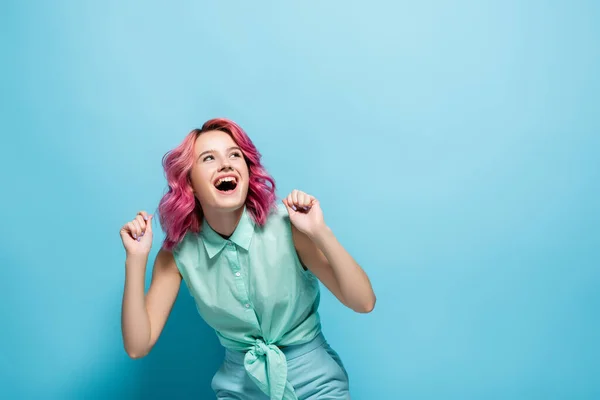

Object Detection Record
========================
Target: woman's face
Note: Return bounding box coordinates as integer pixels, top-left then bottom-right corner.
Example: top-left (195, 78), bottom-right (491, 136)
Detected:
top-left (190, 130), bottom-right (250, 213)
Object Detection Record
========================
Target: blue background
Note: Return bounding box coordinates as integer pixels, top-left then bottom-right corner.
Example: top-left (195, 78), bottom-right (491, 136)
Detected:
top-left (1, 1), bottom-right (599, 398)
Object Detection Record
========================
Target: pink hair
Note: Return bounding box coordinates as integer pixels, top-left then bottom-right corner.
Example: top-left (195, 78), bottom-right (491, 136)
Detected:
top-left (157, 118), bottom-right (276, 251)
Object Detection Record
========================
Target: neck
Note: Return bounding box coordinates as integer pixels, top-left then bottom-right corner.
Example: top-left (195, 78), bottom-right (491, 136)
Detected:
top-left (202, 206), bottom-right (244, 238)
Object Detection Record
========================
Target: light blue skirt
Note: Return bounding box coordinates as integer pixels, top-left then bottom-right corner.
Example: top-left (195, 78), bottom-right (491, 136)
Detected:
top-left (211, 332), bottom-right (350, 399)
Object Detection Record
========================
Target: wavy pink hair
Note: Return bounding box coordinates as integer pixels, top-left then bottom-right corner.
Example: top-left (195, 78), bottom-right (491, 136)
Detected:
top-left (157, 118), bottom-right (276, 251)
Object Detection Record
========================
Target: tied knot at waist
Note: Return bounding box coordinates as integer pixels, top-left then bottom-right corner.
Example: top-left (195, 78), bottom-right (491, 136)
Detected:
top-left (253, 338), bottom-right (271, 356)
top-left (244, 338), bottom-right (294, 400)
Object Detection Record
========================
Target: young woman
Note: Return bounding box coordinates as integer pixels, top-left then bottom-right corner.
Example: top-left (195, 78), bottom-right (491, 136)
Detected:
top-left (120, 118), bottom-right (376, 399)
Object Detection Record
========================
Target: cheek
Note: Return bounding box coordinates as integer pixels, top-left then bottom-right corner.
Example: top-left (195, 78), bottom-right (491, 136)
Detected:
top-left (190, 169), bottom-right (212, 193)
top-left (239, 162), bottom-right (250, 180)
top-left (241, 171), bottom-right (250, 190)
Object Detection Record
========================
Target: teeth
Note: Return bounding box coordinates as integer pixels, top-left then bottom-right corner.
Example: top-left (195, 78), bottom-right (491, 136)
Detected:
top-left (216, 176), bottom-right (237, 185)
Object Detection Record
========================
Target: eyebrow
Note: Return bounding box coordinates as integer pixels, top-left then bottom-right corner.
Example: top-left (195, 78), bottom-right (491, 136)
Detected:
top-left (197, 146), bottom-right (241, 160)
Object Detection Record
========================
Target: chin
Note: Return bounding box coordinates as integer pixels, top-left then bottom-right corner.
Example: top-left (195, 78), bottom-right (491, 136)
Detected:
top-left (214, 199), bottom-right (245, 212)
top-left (212, 189), bottom-right (248, 212)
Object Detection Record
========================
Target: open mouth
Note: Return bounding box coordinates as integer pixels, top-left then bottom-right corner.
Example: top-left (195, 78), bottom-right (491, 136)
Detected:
top-left (214, 176), bottom-right (238, 193)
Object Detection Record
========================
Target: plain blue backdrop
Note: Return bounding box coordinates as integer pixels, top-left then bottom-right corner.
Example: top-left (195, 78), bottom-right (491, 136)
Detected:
top-left (1, 1), bottom-right (599, 399)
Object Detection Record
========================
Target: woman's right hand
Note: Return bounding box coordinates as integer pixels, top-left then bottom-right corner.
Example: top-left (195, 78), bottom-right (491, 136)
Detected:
top-left (120, 210), bottom-right (154, 256)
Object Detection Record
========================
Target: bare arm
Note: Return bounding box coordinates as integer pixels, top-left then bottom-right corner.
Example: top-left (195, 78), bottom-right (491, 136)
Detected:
top-left (121, 250), bottom-right (182, 358)
top-left (283, 190), bottom-right (376, 314)
top-left (292, 225), bottom-right (376, 313)
top-left (120, 211), bottom-right (182, 359)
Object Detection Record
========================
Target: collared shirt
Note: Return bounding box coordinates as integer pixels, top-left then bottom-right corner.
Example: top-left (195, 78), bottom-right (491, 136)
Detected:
top-left (173, 204), bottom-right (322, 400)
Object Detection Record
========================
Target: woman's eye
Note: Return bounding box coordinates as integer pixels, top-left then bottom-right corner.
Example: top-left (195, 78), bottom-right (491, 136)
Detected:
top-left (230, 152), bottom-right (242, 158)
top-left (203, 155), bottom-right (214, 162)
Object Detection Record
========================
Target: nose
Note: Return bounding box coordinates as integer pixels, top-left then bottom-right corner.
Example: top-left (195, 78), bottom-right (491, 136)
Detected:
top-left (218, 159), bottom-right (233, 172)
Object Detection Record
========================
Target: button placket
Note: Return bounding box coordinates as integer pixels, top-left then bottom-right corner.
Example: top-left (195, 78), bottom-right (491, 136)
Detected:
top-left (225, 241), bottom-right (253, 311)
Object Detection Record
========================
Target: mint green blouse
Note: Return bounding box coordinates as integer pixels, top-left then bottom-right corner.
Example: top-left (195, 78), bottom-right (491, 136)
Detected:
top-left (173, 204), bottom-right (322, 400)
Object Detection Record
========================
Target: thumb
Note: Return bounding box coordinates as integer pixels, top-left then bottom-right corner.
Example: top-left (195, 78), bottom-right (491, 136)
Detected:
top-left (146, 214), bottom-right (154, 234)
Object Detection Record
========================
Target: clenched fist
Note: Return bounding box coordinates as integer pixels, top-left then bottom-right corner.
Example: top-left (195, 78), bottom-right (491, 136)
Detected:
top-left (120, 210), bottom-right (153, 256)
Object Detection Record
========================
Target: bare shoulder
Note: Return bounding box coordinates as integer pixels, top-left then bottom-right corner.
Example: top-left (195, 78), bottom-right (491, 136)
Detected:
top-left (153, 248), bottom-right (181, 277)
top-left (274, 203), bottom-right (311, 250)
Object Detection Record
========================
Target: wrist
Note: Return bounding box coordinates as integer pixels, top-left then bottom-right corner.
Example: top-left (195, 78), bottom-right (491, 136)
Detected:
top-left (126, 252), bottom-right (149, 267)
top-left (308, 224), bottom-right (332, 245)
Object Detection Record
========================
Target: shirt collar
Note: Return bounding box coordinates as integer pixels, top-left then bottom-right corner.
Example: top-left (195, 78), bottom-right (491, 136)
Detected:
top-left (200, 206), bottom-right (255, 258)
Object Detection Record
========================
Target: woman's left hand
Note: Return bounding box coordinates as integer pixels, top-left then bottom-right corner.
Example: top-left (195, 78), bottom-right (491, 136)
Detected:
top-left (282, 189), bottom-right (326, 239)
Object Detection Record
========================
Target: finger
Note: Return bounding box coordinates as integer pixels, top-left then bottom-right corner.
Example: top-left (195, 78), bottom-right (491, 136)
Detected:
top-left (282, 198), bottom-right (294, 214)
top-left (145, 214), bottom-right (153, 233)
top-left (292, 190), bottom-right (299, 207)
top-left (120, 222), bottom-right (133, 239)
top-left (135, 218), bottom-right (145, 239)
top-left (131, 220), bottom-right (142, 240)
top-left (297, 191), bottom-right (305, 207)
top-left (287, 193), bottom-right (296, 211)
top-left (135, 215), bottom-right (146, 236)
top-left (125, 222), bottom-right (137, 239)
top-left (137, 210), bottom-right (149, 221)
top-left (284, 198), bottom-right (297, 214)
top-left (300, 192), bottom-right (312, 208)
top-left (296, 192), bottom-right (308, 211)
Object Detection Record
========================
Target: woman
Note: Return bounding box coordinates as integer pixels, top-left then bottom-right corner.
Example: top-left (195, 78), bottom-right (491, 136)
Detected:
top-left (120, 118), bottom-right (376, 400)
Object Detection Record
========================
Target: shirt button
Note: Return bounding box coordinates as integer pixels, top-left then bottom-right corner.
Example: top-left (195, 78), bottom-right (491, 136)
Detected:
top-left (235, 272), bottom-right (241, 277)
top-left (245, 303), bottom-right (250, 308)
